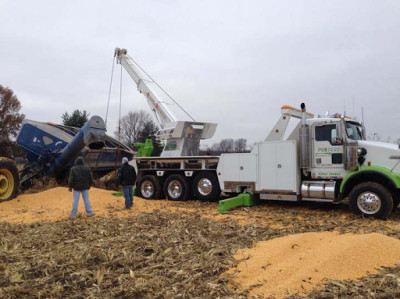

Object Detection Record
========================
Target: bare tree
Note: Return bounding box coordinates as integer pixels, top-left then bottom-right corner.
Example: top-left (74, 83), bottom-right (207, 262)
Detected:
top-left (207, 138), bottom-right (249, 155)
top-left (219, 138), bottom-right (235, 153)
top-left (234, 138), bottom-right (247, 153)
top-left (114, 110), bottom-right (152, 147)
top-left (210, 143), bottom-right (220, 152)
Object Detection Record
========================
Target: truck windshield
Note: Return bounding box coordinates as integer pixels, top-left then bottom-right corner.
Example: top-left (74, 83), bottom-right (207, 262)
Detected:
top-left (345, 122), bottom-right (364, 140)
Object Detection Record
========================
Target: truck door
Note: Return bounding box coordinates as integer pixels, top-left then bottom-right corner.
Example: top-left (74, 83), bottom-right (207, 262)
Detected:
top-left (311, 122), bottom-right (346, 179)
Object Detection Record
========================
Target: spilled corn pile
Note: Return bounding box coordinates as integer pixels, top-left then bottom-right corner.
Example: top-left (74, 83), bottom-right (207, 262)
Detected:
top-left (1, 187), bottom-right (400, 298)
top-left (0, 187), bottom-right (194, 223)
top-left (227, 232), bottom-right (400, 298)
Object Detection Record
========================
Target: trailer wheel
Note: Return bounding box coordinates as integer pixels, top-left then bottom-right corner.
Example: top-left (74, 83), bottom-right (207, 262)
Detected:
top-left (193, 172), bottom-right (221, 202)
top-left (136, 175), bottom-right (161, 199)
top-left (164, 174), bottom-right (190, 201)
top-left (349, 182), bottom-right (393, 220)
top-left (0, 158), bottom-right (20, 202)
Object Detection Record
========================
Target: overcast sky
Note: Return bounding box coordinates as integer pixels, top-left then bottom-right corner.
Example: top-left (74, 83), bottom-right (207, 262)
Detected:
top-left (1, 0), bottom-right (399, 146)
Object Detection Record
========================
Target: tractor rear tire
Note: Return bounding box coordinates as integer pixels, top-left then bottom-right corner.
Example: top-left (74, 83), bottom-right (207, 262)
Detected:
top-left (0, 158), bottom-right (20, 202)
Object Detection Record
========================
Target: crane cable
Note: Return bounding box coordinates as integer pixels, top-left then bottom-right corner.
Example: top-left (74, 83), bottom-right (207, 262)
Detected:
top-left (104, 54), bottom-right (125, 172)
top-left (105, 55), bottom-right (116, 127)
top-left (127, 54), bottom-right (196, 122)
top-left (114, 64), bottom-right (123, 169)
top-left (93, 55), bottom-right (117, 175)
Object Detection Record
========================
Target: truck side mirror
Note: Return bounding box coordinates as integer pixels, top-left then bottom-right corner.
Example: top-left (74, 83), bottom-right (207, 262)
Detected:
top-left (332, 137), bottom-right (343, 146)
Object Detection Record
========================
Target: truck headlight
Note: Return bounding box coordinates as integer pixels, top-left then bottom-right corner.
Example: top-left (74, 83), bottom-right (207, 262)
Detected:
top-left (357, 148), bottom-right (367, 156)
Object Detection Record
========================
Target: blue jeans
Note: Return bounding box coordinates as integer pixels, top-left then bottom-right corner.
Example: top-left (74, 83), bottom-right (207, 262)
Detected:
top-left (122, 185), bottom-right (133, 209)
top-left (71, 189), bottom-right (93, 217)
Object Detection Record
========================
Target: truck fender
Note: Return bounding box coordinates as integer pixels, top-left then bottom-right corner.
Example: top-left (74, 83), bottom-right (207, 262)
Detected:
top-left (340, 166), bottom-right (400, 199)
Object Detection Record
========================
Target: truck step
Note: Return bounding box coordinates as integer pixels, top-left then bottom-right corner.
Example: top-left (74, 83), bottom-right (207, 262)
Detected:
top-left (301, 198), bottom-right (335, 203)
top-left (260, 194), bottom-right (298, 201)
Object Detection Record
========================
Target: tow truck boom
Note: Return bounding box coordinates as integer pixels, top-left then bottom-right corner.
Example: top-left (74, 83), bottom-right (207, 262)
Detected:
top-left (115, 48), bottom-right (217, 157)
top-left (115, 48), bottom-right (178, 129)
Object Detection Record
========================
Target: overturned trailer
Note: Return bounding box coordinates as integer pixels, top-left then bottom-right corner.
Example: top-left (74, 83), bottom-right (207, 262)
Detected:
top-left (16, 117), bottom-right (134, 189)
top-left (0, 116), bottom-right (134, 199)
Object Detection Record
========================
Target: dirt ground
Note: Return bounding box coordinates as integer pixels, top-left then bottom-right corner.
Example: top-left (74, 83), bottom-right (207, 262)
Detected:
top-left (1, 187), bottom-right (400, 298)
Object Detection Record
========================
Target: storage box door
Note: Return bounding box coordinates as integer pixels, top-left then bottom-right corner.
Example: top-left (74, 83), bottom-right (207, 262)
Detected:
top-left (258, 143), bottom-right (277, 190)
top-left (276, 141), bottom-right (297, 192)
top-left (219, 154), bottom-right (240, 182)
top-left (239, 154), bottom-right (257, 182)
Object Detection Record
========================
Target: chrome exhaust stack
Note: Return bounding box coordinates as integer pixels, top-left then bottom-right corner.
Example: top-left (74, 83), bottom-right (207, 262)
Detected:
top-left (300, 103), bottom-right (311, 172)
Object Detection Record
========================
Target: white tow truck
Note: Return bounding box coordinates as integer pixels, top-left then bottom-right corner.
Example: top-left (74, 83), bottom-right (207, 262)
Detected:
top-left (115, 48), bottom-right (400, 219)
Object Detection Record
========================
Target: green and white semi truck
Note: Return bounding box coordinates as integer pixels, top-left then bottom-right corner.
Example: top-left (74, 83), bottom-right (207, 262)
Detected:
top-left (133, 103), bottom-right (400, 219)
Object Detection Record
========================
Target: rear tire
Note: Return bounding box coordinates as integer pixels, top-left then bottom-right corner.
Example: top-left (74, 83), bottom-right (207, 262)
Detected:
top-left (349, 182), bottom-right (393, 220)
top-left (0, 158), bottom-right (20, 202)
top-left (136, 175), bottom-right (161, 199)
top-left (193, 172), bottom-right (221, 202)
top-left (164, 174), bottom-right (190, 201)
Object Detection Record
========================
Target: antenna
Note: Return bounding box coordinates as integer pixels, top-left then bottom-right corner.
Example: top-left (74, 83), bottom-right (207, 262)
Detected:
top-left (361, 106), bottom-right (366, 139)
top-left (344, 99), bottom-right (346, 117)
top-left (361, 107), bottom-right (365, 125)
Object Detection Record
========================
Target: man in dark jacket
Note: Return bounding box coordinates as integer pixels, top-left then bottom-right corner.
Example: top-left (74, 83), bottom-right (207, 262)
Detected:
top-left (117, 157), bottom-right (136, 209)
top-left (68, 156), bottom-right (94, 218)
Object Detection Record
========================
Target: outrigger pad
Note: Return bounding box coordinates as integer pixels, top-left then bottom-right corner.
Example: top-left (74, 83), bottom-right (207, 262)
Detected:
top-left (218, 193), bottom-right (254, 214)
top-left (112, 187), bottom-right (136, 197)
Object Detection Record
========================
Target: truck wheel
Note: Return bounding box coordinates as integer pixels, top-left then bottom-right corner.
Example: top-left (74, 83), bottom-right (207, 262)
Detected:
top-left (136, 175), bottom-right (161, 199)
top-left (349, 182), bottom-right (393, 220)
top-left (0, 158), bottom-right (20, 202)
top-left (193, 172), bottom-right (221, 202)
top-left (164, 174), bottom-right (190, 201)
top-left (393, 198), bottom-right (400, 211)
